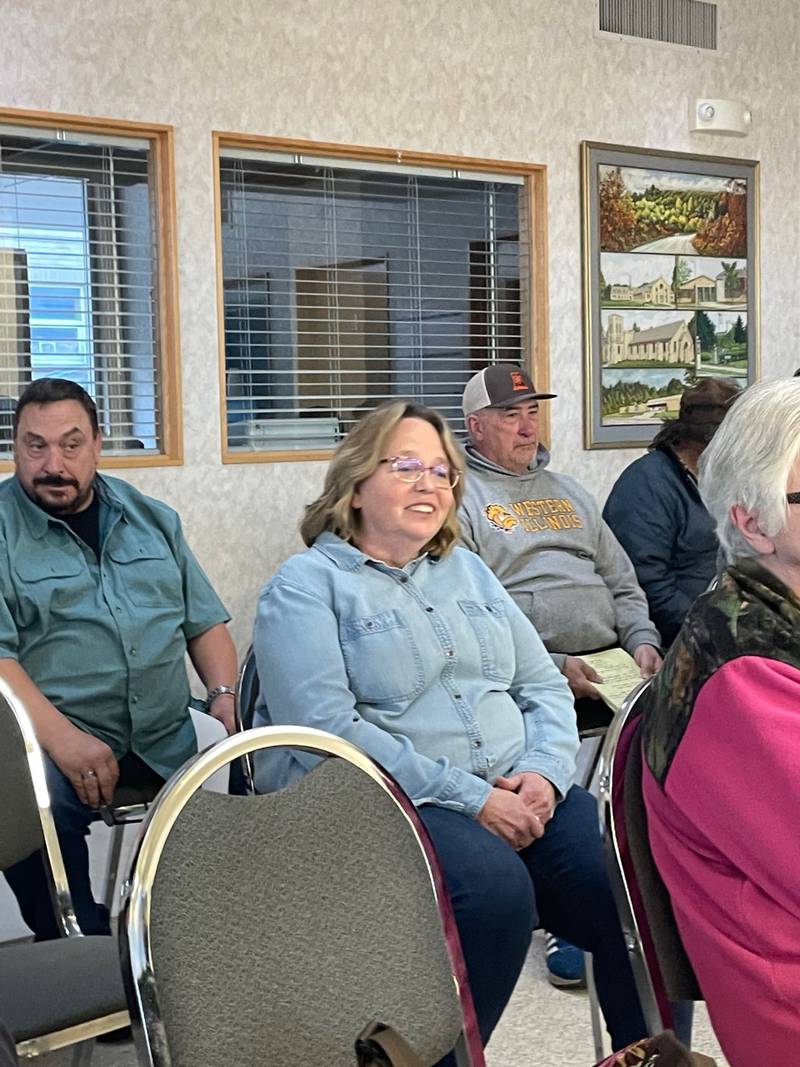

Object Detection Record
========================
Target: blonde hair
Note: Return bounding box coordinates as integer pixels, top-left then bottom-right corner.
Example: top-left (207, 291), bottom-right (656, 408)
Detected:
top-left (301, 401), bottom-right (464, 557)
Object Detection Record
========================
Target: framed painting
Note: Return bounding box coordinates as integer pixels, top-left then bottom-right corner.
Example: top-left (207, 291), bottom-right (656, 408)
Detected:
top-left (581, 142), bottom-right (759, 448)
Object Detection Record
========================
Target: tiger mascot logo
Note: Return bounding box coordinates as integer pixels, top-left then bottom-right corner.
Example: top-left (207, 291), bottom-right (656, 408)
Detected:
top-left (484, 503), bottom-right (518, 531)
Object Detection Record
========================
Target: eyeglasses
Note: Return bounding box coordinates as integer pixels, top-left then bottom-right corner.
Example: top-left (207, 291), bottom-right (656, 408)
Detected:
top-left (787, 492), bottom-right (800, 504)
top-left (379, 455), bottom-right (461, 489)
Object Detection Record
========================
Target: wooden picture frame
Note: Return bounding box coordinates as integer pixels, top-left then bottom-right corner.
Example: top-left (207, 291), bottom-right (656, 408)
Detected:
top-left (581, 142), bottom-right (759, 449)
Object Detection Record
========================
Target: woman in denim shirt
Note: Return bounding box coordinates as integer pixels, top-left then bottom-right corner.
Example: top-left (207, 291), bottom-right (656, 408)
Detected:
top-left (253, 401), bottom-right (646, 1055)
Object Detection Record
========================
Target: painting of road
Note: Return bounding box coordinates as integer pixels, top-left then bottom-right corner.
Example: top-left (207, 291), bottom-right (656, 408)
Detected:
top-left (598, 165), bottom-right (747, 257)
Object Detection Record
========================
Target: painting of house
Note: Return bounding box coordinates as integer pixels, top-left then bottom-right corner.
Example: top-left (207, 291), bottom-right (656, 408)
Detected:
top-left (677, 275), bottom-right (716, 304)
top-left (645, 393), bottom-right (682, 414)
top-left (602, 313), bottom-right (694, 366)
top-left (631, 276), bottom-right (671, 305)
top-left (608, 277), bottom-right (670, 305)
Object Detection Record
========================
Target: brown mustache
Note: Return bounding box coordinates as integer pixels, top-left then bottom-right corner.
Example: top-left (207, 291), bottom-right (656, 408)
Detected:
top-left (33, 475), bottom-right (79, 489)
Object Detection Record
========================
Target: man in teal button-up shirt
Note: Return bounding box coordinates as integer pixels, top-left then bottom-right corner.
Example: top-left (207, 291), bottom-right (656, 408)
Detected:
top-left (1, 378), bottom-right (237, 939)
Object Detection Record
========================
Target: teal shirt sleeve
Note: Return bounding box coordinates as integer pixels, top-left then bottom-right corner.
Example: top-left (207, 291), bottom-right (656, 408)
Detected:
top-left (169, 517), bottom-right (231, 640)
top-left (0, 534), bottom-right (20, 659)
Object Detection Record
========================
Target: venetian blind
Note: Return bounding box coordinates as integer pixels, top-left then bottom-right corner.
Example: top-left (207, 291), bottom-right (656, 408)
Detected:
top-left (0, 123), bottom-right (164, 454)
top-left (218, 149), bottom-right (530, 453)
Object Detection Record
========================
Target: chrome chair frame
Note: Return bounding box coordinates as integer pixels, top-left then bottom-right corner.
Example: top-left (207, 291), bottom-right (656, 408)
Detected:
top-left (102, 701), bottom-right (221, 911)
top-left (120, 725), bottom-right (484, 1067)
top-left (0, 676), bottom-right (130, 1060)
top-left (230, 644), bottom-right (259, 795)
top-left (100, 793), bottom-right (155, 913)
top-left (595, 676), bottom-right (664, 1037)
top-left (576, 700), bottom-right (616, 1060)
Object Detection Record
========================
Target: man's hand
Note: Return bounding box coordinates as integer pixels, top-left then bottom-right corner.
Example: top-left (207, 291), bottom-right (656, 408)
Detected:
top-left (561, 655), bottom-right (603, 700)
top-left (633, 644), bottom-right (662, 678)
top-left (207, 693), bottom-right (236, 734)
top-left (47, 721), bottom-right (119, 808)
top-left (495, 771), bottom-right (556, 826)
top-left (477, 787), bottom-right (545, 850)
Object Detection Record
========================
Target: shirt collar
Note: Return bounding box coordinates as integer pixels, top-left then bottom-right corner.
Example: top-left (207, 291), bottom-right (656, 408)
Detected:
top-left (312, 530), bottom-right (436, 573)
top-left (12, 473), bottom-right (123, 540)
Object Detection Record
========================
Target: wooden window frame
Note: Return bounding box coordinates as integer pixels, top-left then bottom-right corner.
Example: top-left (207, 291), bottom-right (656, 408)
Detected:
top-left (0, 106), bottom-right (183, 471)
top-left (213, 132), bottom-right (550, 464)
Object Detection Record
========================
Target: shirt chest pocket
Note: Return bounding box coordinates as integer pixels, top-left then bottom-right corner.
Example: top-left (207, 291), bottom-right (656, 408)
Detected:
top-left (106, 536), bottom-right (183, 608)
top-left (14, 552), bottom-right (87, 626)
top-left (458, 598), bottom-right (515, 683)
top-left (339, 609), bottom-right (425, 705)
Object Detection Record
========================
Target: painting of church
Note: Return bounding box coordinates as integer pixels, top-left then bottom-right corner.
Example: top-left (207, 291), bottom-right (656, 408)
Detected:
top-left (602, 314), bottom-right (694, 365)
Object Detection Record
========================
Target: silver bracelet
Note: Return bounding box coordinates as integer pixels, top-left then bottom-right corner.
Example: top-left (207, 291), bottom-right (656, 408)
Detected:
top-left (206, 684), bottom-right (235, 706)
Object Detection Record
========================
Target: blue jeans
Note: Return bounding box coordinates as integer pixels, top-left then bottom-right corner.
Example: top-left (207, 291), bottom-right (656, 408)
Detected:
top-left (4, 752), bottom-right (162, 940)
top-left (420, 785), bottom-right (647, 1058)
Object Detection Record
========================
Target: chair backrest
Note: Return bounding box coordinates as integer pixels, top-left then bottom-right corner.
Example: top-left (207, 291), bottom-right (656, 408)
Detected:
top-left (235, 645), bottom-right (260, 731)
top-left (227, 646), bottom-right (260, 795)
top-left (597, 678), bottom-right (701, 1036)
top-left (121, 726), bottom-right (483, 1067)
top-left (0, 677), bottom-right (81, 937)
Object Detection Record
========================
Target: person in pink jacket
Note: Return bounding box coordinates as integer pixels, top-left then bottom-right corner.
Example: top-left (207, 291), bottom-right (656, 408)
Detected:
top-left (639, 377), bottom-right (800, 1064)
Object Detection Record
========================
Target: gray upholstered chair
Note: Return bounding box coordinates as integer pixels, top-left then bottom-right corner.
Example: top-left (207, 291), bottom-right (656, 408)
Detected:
top-left (120, 726), bottom-right (484, 1067)
top-left (0, 677), bottom-right (130, 1062)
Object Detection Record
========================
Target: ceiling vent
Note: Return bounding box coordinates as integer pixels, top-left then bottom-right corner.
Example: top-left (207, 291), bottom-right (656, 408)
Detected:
top-left (599, 0), bottom-right (718, 50)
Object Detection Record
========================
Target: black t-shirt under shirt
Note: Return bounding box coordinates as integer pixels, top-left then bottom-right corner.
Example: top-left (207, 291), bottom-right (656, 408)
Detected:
top-left (61, 493), bottom-right (101, 561)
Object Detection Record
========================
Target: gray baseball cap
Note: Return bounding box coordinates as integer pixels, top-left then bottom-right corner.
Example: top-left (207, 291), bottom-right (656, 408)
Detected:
top-left (462, 363), bottom-right (556, 418)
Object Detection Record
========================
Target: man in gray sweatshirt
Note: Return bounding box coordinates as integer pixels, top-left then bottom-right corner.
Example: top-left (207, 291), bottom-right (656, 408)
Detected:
top-left (458, 362), bottom-right (662, 989)
top-left (459, 363), bottom-right (662, 701)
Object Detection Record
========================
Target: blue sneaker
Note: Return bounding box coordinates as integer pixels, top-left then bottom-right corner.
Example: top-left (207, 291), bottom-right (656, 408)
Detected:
top-left (544, 933), bottom-right (586, 988)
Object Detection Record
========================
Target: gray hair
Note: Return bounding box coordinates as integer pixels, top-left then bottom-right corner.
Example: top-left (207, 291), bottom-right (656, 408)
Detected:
top-left (698, 378), bottom-right (800, 562)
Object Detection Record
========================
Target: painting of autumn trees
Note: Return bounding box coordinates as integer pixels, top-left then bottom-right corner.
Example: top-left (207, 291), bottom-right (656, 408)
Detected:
top-left (598, 165), bottom-right (747, 257)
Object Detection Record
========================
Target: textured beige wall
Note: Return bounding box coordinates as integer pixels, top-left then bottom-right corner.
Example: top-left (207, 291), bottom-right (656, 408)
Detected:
top-left (0, 0), bottom-right (798, 654)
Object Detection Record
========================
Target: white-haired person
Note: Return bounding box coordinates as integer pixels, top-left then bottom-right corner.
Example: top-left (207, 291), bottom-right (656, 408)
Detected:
top-left (251, 400), bottom-right (646, 1058)
top-left (640, 377), bottom-right (800, 1064)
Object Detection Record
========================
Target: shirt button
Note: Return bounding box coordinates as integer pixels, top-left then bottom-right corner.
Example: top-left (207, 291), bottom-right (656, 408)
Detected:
top-left (398, 575), bottom-right (409, 584)
top-left (425, 606), bottom-right (434, 613)
top-left (453, 692), bottom-right (462, 700)
top-left (132, 695), bottom-right (139, 704)
top-left (129, 647), bottom-right (136, 656)
top-left (473, 739), bottom-right (482, 748)
top-left (445, 649), bottom-right (454, 658)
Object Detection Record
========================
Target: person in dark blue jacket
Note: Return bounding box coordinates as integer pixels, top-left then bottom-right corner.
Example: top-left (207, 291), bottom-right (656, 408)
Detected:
top-left (603, 378), bottom-right (740, 646)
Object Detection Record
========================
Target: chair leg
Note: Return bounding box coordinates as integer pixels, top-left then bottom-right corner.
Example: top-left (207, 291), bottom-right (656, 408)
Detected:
top-left (452, 1032), bottom-right (472, 1067)
top-left (578, 735), bottom-right (605, 793)
top-left (70, 1039), bottom-right (95, 1066)
top-left (104, 824), bottom-right (125, 914)
top-left (586, 952), bottom-right (606, 1061)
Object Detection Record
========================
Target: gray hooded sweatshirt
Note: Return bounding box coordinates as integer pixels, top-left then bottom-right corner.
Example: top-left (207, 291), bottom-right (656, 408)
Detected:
top-left (459, 443), bottom-right (661, 667)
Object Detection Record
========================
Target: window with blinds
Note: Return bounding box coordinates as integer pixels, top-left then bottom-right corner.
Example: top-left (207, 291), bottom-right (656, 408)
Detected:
top-left (218, 146), bottom-right (531, 456)
top-left (0, 117), bottom-right (176, 459)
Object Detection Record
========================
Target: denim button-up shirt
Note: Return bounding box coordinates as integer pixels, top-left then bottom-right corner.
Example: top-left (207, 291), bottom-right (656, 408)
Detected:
top-left (253, 533), bottom-right (578, 817)
top-left (0, 474), bottom-right (230, 778)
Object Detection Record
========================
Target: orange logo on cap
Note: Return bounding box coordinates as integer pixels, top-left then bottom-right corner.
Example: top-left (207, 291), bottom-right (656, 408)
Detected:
top-left (511, 372), bottom-right (527, 391)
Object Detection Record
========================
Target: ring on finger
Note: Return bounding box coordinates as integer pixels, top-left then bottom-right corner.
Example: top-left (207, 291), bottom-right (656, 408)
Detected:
top-left (82, 769), bottom-right (97, 778)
